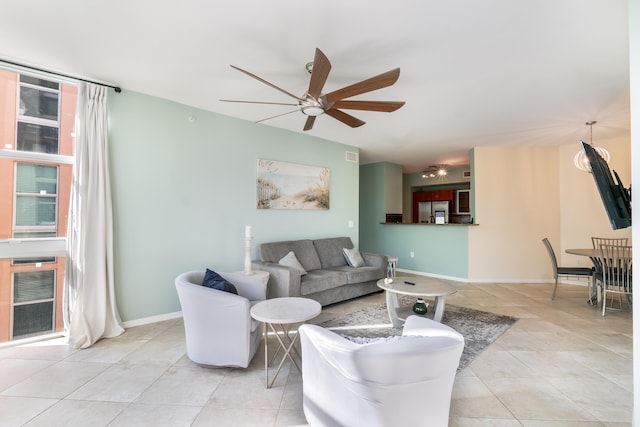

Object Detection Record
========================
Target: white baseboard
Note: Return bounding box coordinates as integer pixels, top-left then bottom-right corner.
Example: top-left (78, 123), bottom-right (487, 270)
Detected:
top-left (396, 268), bottom-right (588, 285)
top-left (122, 311), bottom-right (183, 329)
top-left (396, 268), bottom-right (469, 283)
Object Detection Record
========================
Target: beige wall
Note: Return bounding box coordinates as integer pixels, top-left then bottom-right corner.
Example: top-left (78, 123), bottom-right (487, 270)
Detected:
top-left (468, 145), bottom-right (560, 282)
top-left (468, 139), bottom-right (630, 283)
top-left (559, 136), bottom-right (632, 267)
top-left (631, 1), bottom-right (639, 421)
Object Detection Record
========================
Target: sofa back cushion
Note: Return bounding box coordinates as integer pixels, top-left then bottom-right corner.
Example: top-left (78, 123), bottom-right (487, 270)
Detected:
top-left (259, 239), bottom-right (322, 272)
top-left (314, 237), bottom-right (354, 268)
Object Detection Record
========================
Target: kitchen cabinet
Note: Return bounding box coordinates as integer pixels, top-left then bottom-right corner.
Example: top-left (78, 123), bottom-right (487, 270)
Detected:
top-left (456, 190), bottom-right (470, 214)
top-left (413, 190), bottom-right (454, 202)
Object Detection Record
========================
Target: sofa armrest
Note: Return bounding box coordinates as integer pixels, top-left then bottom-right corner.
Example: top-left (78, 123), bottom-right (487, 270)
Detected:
top-left (220, 271), bottom-right (267, 302)
top-left (362, 252), bottom-right (388, 269)
top-left (251, 261), bottom-right (302, 299)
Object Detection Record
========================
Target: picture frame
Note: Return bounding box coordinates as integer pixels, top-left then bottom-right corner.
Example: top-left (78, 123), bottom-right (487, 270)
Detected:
top-left (257, 159), bottom-right (330, 210)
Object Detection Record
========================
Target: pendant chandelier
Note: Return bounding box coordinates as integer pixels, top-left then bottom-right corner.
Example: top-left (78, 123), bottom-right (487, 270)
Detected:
top-left (574, 121), bottom-right (610, 173)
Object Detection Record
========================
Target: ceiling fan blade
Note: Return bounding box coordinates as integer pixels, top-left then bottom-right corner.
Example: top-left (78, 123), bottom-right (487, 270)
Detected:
top-left (325, 109), bottom-right (366, 128)
top-left (303, 116), bottom-right (316, 131)
top-left (219, 99), bottom-right (298, 106)
top-left (255, 109), bottom-right (300, 123)
top-left (307, 48), bottom-right (331, 99)
top-left (325, 68), bottom-right (401, 103)
top-left (331, 100), bottom-right (405, 112)
top-left (230, 65), bottom-right (303, 101)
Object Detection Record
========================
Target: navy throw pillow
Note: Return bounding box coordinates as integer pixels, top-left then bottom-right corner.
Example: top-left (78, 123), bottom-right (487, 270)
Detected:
top-left (202, 269), bottom-right (238, 294)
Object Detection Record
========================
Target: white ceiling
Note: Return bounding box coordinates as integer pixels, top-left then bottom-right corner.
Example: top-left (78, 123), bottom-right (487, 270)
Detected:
top-left (0, 0), bottom-right (630, 173)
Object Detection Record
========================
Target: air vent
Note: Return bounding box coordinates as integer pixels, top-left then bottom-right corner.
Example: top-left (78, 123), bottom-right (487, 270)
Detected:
top-left (463, 170), bottom-right (471, 179)
top-left (345, 151), bottom-right (359, 163)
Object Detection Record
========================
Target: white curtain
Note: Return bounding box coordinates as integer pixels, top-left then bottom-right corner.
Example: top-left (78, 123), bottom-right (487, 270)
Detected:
top-left (64, 83), bottom-right (124, 349)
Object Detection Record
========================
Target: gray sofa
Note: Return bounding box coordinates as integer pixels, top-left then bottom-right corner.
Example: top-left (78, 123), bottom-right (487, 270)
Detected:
top-left (252, 237), bottom-right (387, 306)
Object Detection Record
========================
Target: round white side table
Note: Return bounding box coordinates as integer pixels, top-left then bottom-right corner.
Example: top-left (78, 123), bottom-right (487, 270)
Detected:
top-left (250, 297), bottom-right (321, 388)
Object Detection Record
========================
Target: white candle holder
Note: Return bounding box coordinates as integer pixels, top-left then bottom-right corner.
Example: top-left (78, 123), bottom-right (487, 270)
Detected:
top-left (244, 234), bottom-right (253, 275)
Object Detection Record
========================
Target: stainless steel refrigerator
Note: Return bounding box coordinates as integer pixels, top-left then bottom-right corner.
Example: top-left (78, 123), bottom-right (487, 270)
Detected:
top-left (418, 201), bottom-right (450, 223)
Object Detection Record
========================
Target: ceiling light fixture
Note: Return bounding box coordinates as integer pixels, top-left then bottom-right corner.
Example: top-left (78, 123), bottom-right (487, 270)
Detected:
top-left (422, 164), bottom-right (449, 179)
top-left (573, 121), bottom-right (610, 173)
top-left (300, 97), bottom-right (325, 116)
top-left (301, 105), bottom-right (325, 116)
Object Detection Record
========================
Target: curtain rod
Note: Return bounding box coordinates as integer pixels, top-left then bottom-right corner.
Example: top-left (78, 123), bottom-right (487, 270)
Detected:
top-left (0, 59), bottom-right (122, 93)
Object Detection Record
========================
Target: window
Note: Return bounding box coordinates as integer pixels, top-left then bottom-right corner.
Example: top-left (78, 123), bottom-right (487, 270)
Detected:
top-left (18, 75), bottom-right (60, 121)
top-left (12, 257), bottom-right (56, 265)
top-left (17, 122), bottom-right (59, 154)
top-left (14, 163), bottom-right (59, 235)
top-left (12, 270), bottom-right (55, 339)
top-left (0, 69), bottom-right (76, 343)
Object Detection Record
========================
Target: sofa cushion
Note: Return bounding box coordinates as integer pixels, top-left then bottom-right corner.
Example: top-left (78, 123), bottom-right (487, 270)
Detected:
top-left (300, 269), bottom-right (346, 295)
top-left (278, 251), bottom-right (307, 275)
top-left (342, 247), bottom-right (365, 267)
top-left (328, 265), bottom-right (385, 284)
top-left (313, 237), bottom-right (354, 268)
top-left (259, 239), bottom-right (322, 272)
top-left (202, 269), bottom-right (238, 294)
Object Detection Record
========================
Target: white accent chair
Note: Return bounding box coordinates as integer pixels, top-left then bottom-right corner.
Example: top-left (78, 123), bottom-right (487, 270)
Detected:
top-left (299, 315), bottom-right (464, 427)
top-left (175, 270), bottom-right (267, 368)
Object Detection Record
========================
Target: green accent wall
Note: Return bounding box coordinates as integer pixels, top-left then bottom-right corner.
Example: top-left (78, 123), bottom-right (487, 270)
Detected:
top-left (107, 90), bottom-right (360, 322)
top-left (360, 162), bottom-right (469, 279)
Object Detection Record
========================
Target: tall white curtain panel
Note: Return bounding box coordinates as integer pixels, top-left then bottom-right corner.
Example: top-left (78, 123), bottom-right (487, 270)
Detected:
top-left (64, 83), bottom-right (124, 348)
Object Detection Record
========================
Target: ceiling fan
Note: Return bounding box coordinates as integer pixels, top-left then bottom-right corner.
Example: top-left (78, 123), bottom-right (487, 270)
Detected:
top-left (220, 48), bottom-right (405, 131)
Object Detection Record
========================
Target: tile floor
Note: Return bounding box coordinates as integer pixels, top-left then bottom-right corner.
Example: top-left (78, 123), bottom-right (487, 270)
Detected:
top-left (0, 281), bottom-right (633, 426)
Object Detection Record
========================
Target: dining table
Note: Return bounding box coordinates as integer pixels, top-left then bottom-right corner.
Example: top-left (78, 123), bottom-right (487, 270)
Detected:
top-left (566, 247), bottom-right (633, 261)
top-left (565, 247), bottom-right (633, 305)
top-left (566, 248), bottom-right (601, 259)
top-left (565, 248), bottom-right (601, 305)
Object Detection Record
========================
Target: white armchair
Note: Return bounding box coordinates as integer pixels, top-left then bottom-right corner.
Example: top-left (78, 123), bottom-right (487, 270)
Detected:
top-left (299, 315), bottom-right (464, 427)
top-left (175, 270), bottom-right (267, 368)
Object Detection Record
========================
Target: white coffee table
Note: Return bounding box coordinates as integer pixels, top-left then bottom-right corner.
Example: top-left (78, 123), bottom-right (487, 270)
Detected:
top-left (377, 276), bottom-right (457, 327)
top-left (250, 297), bottom-right (321, 388)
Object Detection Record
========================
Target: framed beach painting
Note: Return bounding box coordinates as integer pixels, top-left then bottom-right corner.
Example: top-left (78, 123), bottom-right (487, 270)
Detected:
top-left (257, 159), bottom-right (330, 210)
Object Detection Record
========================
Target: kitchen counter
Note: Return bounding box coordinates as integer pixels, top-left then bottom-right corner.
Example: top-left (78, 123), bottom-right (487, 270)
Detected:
top-left (380, 222), bottom-right (479, 226)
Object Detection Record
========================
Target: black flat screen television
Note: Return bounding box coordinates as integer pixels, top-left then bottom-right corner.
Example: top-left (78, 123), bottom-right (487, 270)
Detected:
top-left (581, 141), bottom-right (631, 229)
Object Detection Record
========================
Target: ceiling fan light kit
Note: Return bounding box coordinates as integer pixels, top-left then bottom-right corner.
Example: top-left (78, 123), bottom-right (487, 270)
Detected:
top-left (422, 165), bottom-right (449, 179)
top-left (299, 96), bottom-right (328, 116)
top-left (222, 48), bottom-right (405, 131)
top-left (301, 105), bottom-right (324, 116)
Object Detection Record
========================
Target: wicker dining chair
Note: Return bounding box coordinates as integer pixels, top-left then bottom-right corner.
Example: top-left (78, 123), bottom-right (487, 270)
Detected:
top-left (542, 238), bottom-right (593, 300)
top-left (598, 244), bottom-right (632, 316)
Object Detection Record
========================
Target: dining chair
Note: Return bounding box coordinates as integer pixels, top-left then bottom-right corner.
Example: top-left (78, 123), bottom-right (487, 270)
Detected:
top-left (542, 238), bottom-right (594, 300)
top-left (590, 237), bottom-right (629, 299)
top-left (591, 237), bottom-right (629, 249)
top-left (598, 244), bottom-right (632, 316)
